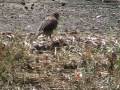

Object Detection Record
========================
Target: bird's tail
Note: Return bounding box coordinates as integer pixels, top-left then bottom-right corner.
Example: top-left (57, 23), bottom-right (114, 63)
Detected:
top-left (30, 31), bottom-right (43, 44)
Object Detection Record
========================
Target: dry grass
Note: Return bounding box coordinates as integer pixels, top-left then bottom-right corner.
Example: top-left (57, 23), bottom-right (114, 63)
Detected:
top-left (0, 31), bottom-right (120, 90)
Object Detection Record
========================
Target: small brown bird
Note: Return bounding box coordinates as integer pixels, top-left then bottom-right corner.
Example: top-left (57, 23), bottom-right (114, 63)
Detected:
top-left (35, 12), bottom-right (59, 39)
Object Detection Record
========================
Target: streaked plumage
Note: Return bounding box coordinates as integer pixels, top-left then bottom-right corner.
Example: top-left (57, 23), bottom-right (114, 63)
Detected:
top-left (36, 12), bottom-right (59, 39)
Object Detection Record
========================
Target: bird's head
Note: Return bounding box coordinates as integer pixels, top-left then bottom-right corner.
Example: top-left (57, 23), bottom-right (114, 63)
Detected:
top-left (52, 12), bottom-right (59, 20)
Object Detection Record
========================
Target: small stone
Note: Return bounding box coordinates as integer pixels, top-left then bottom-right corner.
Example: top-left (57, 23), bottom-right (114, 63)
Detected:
top-left (31, 3), bottom-right (34, 9)
top-left (117, 19), bottom-right (120, 23)
top-left (61, 2), bottom-right (66, 6)
top-left (24, 6), bottom-right (28, 10)
top-left (20, 0), bottom-right (25, 5)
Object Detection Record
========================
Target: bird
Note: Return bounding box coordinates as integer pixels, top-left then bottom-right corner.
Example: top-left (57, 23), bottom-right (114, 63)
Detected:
top-left (35, 12), bottom-right (59, 40)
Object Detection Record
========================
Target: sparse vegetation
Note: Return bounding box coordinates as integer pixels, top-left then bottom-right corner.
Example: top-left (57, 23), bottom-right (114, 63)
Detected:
top-left (0, 31), bottom-right (120, 89)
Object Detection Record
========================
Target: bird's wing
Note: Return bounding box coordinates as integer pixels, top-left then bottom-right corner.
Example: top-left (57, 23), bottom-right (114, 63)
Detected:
top-left (34, 20), bottom-right (53, 39)
top-left (39, 19), bottom-right (55, 31)
top-left (35, 19), bottom-right (57, 39)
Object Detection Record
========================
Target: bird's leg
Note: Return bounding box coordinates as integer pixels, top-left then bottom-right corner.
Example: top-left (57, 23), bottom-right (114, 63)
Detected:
top-left (29, 32), bottom-right (42, 44)
top-left (46, 34), bottom-right (52, 41)
top-left (49, 34), bottom-right (54, 42)
top-left (34, 31), bottom-right (43, 41)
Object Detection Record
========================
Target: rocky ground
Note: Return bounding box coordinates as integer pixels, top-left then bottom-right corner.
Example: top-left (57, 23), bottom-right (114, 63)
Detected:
top-left (0, 0), bottom-right (119, 33)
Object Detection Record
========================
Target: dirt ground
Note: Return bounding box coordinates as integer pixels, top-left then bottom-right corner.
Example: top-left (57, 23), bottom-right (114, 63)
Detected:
top-left (0, 0), bottom-right (119, 33)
